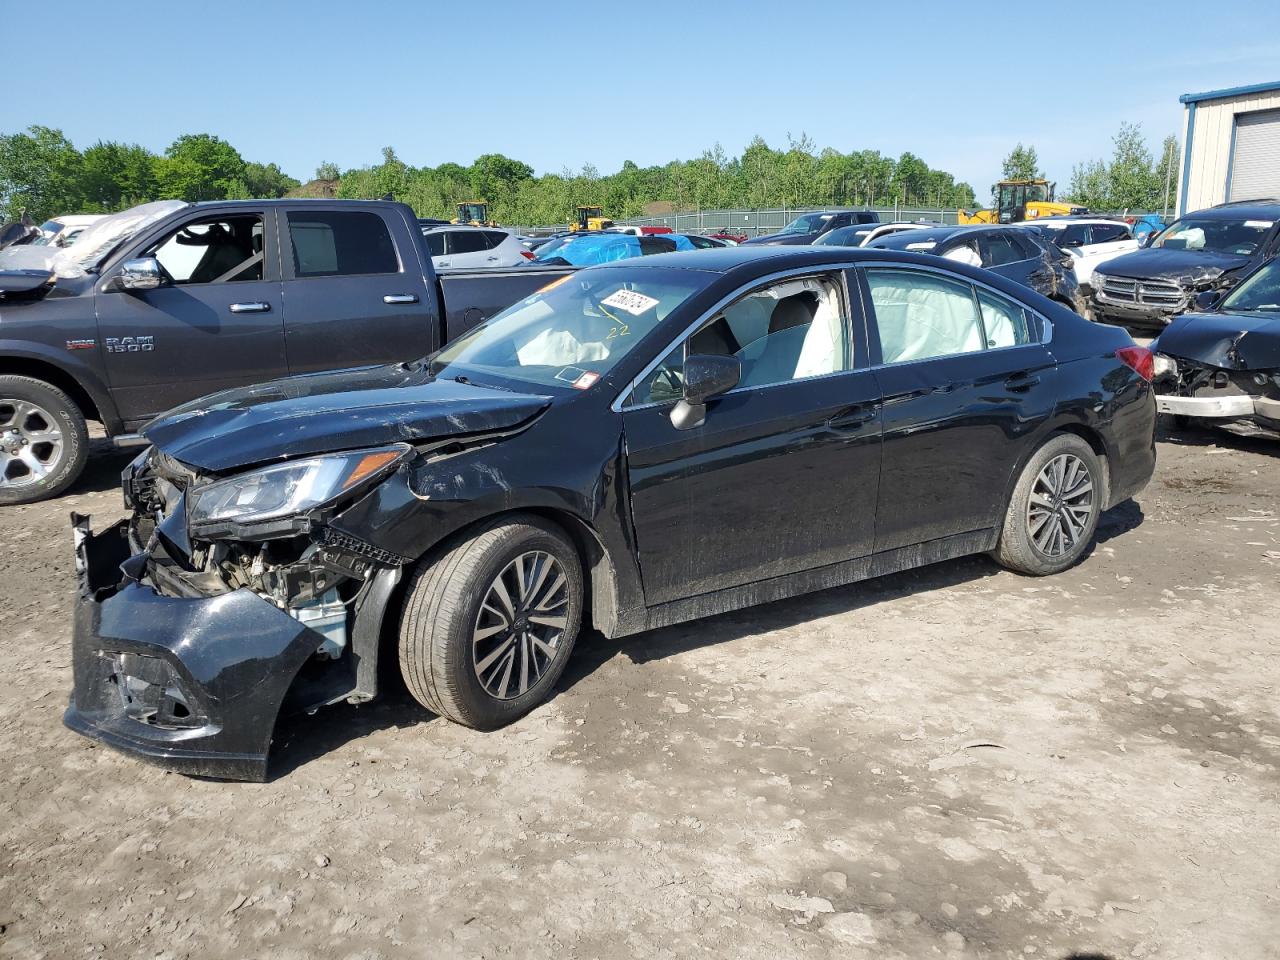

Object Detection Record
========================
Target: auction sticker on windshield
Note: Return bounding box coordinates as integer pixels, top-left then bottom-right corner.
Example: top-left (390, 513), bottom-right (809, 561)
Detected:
top-left (601, 290), bottom-right (660, 316)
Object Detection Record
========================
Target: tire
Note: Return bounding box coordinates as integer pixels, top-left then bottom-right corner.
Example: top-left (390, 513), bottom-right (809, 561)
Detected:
top-left (993, 433), bottom-right (1104, 576)
top-left (398, 514), bottom-right (584, 730)
top-left (0, 375), bottom-right (89, 506)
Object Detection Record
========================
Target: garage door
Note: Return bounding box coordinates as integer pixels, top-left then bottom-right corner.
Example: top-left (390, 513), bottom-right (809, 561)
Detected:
top-left (1228, 108), bottom-right (1280, 202)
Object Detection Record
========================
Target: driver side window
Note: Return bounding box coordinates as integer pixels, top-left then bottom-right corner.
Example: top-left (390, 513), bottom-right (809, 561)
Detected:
top-left (150, 215), bottom-right (264, 284)
top-left (630, 274), bottom-right (850, 405)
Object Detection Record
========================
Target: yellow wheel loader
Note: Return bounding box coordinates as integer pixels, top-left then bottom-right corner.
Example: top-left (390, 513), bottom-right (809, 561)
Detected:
top-left (452, 201), bottom-right (497, 226)
top-left (568, 206), bottom-right (614, 232)
top-left (958, 180), bottom-right (1086, 224)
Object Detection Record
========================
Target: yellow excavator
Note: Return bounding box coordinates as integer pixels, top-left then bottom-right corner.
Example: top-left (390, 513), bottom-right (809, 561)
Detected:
top-left (958, 180), bottom-right (1086, 224)
top-left (452, 201), bottom-right (497, 226)
top-left (568, 206), bottom-right (614, 232)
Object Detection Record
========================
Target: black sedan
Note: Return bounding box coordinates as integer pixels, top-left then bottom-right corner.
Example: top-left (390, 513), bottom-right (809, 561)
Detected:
top-left (869, 225), bottom-right (1081, 312)
top-left (68, 246), bottom-right (1156, 780)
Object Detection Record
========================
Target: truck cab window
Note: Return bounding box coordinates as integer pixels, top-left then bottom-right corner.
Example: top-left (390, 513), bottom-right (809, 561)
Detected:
top-left (287, 211), bottom-right (399, 277)
top-left (151, 216), bottom-right (264, 284)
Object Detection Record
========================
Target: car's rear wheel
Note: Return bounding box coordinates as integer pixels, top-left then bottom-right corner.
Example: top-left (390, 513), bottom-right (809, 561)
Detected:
top-left (0, 376), bottom-right (89, 506)
top-left (994, 434), bottom-right (1103, 576)
top-left (398, 515), bottom-right (583, 730)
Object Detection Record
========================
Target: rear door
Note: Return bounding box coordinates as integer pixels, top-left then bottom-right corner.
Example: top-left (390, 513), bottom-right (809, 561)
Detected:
top-left (437, 229), bottom-right (495, 269)
top-left (94, 208), bottom-right (286, 424)
top-left (621, 270), bottom-right (882, 605)
top-left (280, 206), bottom-right (437, 374)
top-left (859, 265), bottom-right (1057, 551)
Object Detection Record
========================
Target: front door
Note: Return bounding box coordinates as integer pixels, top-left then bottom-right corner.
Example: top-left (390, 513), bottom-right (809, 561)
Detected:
top-left (859, 265), bottom-right (1057, 551)
top-left (621, 271), bottom-right (882, 606)
top-left (94, 210), bottom-right (286, 425)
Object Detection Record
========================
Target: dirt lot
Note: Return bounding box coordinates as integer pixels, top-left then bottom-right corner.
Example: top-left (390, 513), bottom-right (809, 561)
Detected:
top-left (2, 423), bottom-right (1278, 960)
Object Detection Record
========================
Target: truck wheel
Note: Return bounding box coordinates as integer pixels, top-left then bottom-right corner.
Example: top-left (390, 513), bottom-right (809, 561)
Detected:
top-left (993, 434), bottom-right (1103, 576)
top-left (398, 515), bottom-right (583, 730)
top-left (0, 376), bottom-right (89, 506)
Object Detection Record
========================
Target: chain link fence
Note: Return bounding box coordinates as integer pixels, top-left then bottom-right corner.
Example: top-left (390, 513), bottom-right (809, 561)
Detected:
top-left (615, 205), bottom-right (965, 236)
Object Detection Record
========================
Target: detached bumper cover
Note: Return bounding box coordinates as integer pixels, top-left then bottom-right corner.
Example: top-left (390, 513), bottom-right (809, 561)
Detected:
top-left (64, 520), bottom-right (329, 781)
top-left (1156, 392), bottom-right (1280, 422)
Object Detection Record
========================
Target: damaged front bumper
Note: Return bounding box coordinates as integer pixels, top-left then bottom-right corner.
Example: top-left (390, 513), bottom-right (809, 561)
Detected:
top-left (64, 515), bottom-right (401, 781)
top-left (1156, 391), bottom-right (1280, 421)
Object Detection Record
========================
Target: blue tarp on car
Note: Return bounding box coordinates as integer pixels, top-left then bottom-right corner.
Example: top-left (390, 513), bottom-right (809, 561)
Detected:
top-left (534, 233), bottom-right (695, 266)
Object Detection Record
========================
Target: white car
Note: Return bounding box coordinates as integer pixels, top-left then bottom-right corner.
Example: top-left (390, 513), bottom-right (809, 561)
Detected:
top-left (812, 221), bottom-right (944, 248)
top-left (1021, 218), bottom-right (1139, 290)
top-left (421, 226), bottom-right (533, 269)
top-left (32, 215), bottom-right (105, 248)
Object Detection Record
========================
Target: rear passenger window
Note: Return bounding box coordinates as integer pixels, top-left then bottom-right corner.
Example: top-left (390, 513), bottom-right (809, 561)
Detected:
top-left (866, 269), bottom-right (986, 363)
top-left (983, 233), bottom-right (1027, 266)
top-left (446, 230), bottom-right (490, 255)
top-left (977, 289), bottom-right (1032, 348)
top-left (1091, 223), bottom-right (1130, 243)
top-left (287, 211), bottom-right (398, 277)
top-left (482, 231), bottom-right (509, 250)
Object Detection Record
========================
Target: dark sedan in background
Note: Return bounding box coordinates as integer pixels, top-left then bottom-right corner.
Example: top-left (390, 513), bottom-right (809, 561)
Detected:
top-left (868, 224), bottom-right (1081, 311)
top-left (739, 209), bottom-right (880, 245)
top-left (68, 246), bottom-right (1155, 780)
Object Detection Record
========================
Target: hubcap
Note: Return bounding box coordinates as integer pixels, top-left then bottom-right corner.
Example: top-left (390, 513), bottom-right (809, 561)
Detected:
top-left (1027, 453), bottom-right (1095, 558)
top-left (0, 399), bottom-right (63, 489)
top-left (472, 551), bottom-right (570, 700)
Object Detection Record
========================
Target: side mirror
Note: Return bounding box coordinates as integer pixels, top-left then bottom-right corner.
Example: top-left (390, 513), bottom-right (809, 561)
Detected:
top-left (1059, 238), bottom-right (1084, 249)
top-left (1194, 290), bottom-right (1218, 311)
top-left (117, 257), bottom-right (167, 291)
top-left (670, 354), bottom-right (741, 430)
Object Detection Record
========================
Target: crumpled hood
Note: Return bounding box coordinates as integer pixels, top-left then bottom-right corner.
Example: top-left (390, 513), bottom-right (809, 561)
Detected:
top-left (1096, 248), bottom-right (1251, 285)
top-left (142, 364), bottom-right (553, 472)
top-left (1154, 310), bottom-right (1280, 370)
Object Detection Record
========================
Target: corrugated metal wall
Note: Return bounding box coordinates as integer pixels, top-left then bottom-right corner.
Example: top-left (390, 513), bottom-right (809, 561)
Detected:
top-left (1180, 87), bottom-right (1280, 214)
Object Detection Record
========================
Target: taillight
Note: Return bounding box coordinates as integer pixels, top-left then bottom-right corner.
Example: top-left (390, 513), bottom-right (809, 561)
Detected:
top-left (1115, 345), bottom-right (1154, 382)
top-left (521, 250), bottom-right (535, 260)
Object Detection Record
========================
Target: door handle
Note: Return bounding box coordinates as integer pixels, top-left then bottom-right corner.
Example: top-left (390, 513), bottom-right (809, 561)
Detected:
top-left (229, 301), bottom-right (271, 313)
top-left (827, 403), bottom-right (880, 432)
top-left (486, 256), bottom-right (499, 261)
top-left (1004, 371), bottom-right (1042, 392)
top-left (383, 294), bottom-right (420, 305)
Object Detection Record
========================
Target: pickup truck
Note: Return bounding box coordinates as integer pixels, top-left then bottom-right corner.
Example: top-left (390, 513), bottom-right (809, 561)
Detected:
top-left (0, 198), bottom-right (572, 504)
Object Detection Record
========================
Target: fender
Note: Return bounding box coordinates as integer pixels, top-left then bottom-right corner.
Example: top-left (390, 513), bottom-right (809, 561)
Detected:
top-left (0, 338), bottom-right (124, 435)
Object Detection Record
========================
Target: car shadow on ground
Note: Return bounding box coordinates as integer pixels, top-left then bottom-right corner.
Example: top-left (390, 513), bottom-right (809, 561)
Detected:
top-left (267, 501), bottom-right (1145, 779)
top-left (1156, 417), bottom-right (1279, 453)
top-left (67, 440), bottom-right (140, 496)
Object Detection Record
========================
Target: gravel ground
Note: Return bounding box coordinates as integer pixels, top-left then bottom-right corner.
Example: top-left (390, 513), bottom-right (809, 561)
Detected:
top-left (1, 422), bottom-right (1278, 960)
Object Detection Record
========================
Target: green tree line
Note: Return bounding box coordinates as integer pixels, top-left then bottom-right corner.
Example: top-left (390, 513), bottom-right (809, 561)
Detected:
top-left (2, 122), bottom-right (1182, 228)
top-left (2, 126), bottom-right (977, 226)
top-left (0, 127), bottom-right (299, 222)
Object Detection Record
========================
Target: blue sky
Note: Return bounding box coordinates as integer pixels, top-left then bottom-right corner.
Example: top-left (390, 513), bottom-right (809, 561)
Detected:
top-left (5, 0), bottom-right (1280, 194)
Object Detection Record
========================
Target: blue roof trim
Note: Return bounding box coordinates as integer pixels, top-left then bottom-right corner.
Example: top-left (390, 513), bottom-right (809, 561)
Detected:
top-left (1180, 80), bottom-right (1280, 104)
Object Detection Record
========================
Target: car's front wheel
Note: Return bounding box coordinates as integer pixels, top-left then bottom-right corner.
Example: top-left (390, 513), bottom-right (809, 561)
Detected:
top-left (0, 375), bottom-right (89, 506)
top-left (994, 433), bottom-right (1103, 576)
top-left (398, 515), bottom-right (584, 729)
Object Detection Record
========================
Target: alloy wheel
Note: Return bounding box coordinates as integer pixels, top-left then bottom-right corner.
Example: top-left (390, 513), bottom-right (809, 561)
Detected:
top-left (0, 399), bottom-right (64, 489)
top-left (1027, 453), bottom-right (1095, 558)
top-left (472, 551), bottom-right (570, 700)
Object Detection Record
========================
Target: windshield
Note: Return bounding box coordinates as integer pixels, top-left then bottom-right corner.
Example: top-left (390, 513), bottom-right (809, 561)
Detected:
top-left (778, 213), bottom-right (832, 235)
top-left (1222, 259), bottom-right (1280, 312)
top-left (1150, 217), bottom-right (1273, 256)
top-left (427, 267), bottom-right (709, 390)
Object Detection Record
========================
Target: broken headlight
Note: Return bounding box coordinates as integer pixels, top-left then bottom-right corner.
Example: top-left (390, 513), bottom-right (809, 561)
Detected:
top-left (188, 444), bottom-right (410, 532)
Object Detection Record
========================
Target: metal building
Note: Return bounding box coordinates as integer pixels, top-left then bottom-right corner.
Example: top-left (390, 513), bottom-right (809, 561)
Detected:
top-left (1178, 81), bottom-right (1280, 215)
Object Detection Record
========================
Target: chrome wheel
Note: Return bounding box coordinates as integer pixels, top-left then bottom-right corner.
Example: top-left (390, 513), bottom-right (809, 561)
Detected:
top-left (1027, 453), bottom-right (1095, 558)
top-left (0, 399), bottom-right (64, 489)
top-left (472, 551), bottom-right (569, 700)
